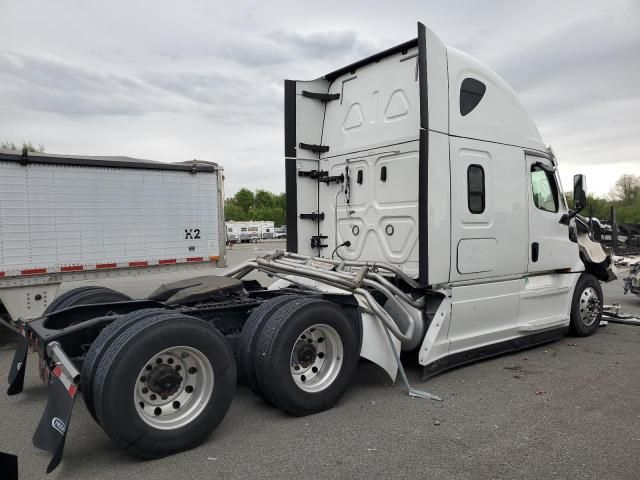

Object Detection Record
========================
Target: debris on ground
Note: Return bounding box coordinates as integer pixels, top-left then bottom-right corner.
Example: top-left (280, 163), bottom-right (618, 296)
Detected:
top-left (504, 365), bottom-right (522, 371)
top-left (433, 420), bottom-right (441, 426)
top-left (613, 255), bottom-right (640, 267)
top-left (602, 304), bottom-right (640, 326)
top-left (535, 389), bottom-right (546, 396)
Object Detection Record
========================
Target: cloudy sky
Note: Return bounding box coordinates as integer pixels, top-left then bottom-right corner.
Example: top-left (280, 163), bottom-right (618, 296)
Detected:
top-left (1, 0), bottom-right (638, 197)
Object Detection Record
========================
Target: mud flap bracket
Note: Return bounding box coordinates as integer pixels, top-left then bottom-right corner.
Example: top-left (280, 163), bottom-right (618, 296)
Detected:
top-left (7, 333), bottom-right (28, 396)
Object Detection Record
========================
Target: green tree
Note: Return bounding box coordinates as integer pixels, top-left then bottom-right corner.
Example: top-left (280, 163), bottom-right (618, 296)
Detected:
top-left (609, 174), bottom-right (640, 206)
top-left (234, 188), bottom-right (255, 215)
top-left (254, 190), bottom-right (274, 210)
top-left (224, 189), bottom-right (287, 225)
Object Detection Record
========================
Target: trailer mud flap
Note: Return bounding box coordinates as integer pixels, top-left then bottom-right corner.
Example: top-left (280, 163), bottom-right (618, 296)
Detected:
top-left (0, 451), bottom-right (18, 480)
top-left (33, 368), bottom-right (78, 473)
top-left (7, 334), bottom-right (28, 396)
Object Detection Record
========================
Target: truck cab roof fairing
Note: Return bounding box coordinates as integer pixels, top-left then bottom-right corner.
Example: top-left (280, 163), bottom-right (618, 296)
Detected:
top-left (446, 47), bottom-right (546, 151)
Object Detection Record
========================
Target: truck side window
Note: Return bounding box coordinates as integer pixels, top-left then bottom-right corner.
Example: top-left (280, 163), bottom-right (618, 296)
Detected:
top-left (467, 164), bottom-right (485, 214)
top-left (531, 166), bottom-right (559, 213)
top-left (460, 78), bottom-right (486, 116)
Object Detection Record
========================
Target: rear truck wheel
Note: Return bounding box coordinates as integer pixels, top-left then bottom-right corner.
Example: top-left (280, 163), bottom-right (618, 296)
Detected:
top-left (81, 308), bottom-right (170, 422)
top-left (237, 294), bottom-right (301, 400)
top-left (569, 273), bottom-right (603, 337)
top-left (254, 297), bottom-right (360, 416)
top-left (44, 286), bottom-right (131, 315)
top-left (93, 311), bottom-right (236, 458)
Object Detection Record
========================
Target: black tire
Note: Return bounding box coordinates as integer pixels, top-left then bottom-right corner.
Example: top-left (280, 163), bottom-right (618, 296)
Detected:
top-left (44, 286), bottom-right (131, 315)
top-left (81, 308), bottom-right (168, 422)
top-left (569, 273), bottom-right (603, 337)
top-left (93, 310), bottom-right (236, 458)
top-left (254, 297), bottom-right (360, 416)
top-left (237, 295), bottom-right (301, 400)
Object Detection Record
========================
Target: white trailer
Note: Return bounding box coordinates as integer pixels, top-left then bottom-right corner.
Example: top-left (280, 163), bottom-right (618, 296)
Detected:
top-left (0, 150), bottom-right (226, 327)
top-left (226, 220), bottom-right (275, 241)
top-left (6, 22), bottom-right (614, 474)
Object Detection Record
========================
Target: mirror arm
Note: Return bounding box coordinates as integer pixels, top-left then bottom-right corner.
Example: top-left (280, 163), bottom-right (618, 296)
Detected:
top-left (559, 205), bottom-right (584, 225)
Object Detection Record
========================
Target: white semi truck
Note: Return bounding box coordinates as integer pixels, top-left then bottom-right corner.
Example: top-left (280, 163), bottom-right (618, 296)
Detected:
top-left (0, 150), bottom-right (226, 329)
top-left (6, 22), bottom-right (613, 474)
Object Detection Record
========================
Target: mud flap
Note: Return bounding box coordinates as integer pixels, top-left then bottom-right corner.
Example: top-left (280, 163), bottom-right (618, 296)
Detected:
top-left (7, 334), bottom-right (28, 396)
top-left (0, 451), bottom-right (18, 480)
top-left (33, 369), bottom-right (78, 473)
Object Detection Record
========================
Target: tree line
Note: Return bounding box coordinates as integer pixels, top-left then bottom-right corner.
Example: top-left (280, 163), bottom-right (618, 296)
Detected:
top-left (570, 174), bottom-right (640, 224)
top-left (3, 141), bottom-right (636, 225)
top-left (224, 188), bottom-right (287, 226)
top-left (1, 141), bottom-right (45, 153)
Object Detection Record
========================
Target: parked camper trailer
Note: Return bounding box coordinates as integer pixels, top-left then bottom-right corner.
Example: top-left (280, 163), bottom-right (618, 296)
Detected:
top-left (226, 220), bottom-right (275, 241)
top-left (0, 151), bottom-right (226, 328)
top-left (6, 23), bottom-right (614, 474)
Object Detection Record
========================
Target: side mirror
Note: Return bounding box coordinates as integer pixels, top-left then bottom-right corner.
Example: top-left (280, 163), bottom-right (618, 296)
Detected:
top-left (573, 174), bottom-right (587, 211)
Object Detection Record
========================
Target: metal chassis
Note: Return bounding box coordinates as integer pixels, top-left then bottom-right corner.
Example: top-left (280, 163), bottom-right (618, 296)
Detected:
top-left (6, 251), bottom-right (444, 473)
top-left (225, 250), bottom-right (441, 401)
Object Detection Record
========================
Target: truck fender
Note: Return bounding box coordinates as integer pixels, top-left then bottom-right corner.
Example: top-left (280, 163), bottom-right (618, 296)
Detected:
top-left (269, 277), bottom-right (400, 380)
top-left (360, 311), bottom-right (400, 382)
top-left (418, 296), bottom-right (452, 368)
top-left (577, 231), bottom-right (617, 282)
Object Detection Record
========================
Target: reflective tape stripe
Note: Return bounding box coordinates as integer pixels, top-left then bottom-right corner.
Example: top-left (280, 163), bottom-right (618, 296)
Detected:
top-left (60, 265), bottom-right (84, 272)
top-left (21, 268), bottom-right (47, 275)
top-left (128, 261), bottom-right (148, 267)
top-left (7, 256), bottom-right (218, 277)
top-left (68, 384), bottom-right (78, 398)
top-left (96, 263), bottom-right (118, 269)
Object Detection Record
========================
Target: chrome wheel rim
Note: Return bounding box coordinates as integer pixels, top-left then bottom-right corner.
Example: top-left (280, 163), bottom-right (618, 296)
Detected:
top-left (290, 324), bottom-right (343, 393)
top-left (579, 287), bottom-right (601, 326)
top-left (134, 346), bottom-right (214, 430)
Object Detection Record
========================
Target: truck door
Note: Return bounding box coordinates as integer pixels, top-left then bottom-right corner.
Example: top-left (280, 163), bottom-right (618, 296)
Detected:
top-left (526, 155), bottom-right (576, 272)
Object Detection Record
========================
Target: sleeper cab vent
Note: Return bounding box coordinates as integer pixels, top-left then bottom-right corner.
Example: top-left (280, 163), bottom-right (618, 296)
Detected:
top-left (460, 78), bottom-right (486, 116)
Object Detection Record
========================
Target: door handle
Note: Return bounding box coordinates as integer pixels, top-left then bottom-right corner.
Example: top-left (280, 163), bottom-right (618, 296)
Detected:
top-left (531, 242), bottom-right (539, 262)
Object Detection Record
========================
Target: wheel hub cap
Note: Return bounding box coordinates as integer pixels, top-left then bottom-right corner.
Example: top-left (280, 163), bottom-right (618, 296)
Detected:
top-left (294, 342), bottom-right (317, 368)
top-left (579, 287), bottom-right (601, 326)
top-left (134, 346), bottom-right (214, 430)
top-left (147, 365), bottom-right (182, 398)
top-left (290, 324), bottom-right (344, 393)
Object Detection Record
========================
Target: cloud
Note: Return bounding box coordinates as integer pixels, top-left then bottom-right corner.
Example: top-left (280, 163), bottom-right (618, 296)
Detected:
top-left (0, 0), bottom-right (638, 197)
top-left (0, 49), bottom-right (177, 116)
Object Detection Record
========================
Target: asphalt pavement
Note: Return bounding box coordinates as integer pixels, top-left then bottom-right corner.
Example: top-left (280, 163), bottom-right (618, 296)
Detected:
top-left (1, 242), bottom-right (639, 479)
